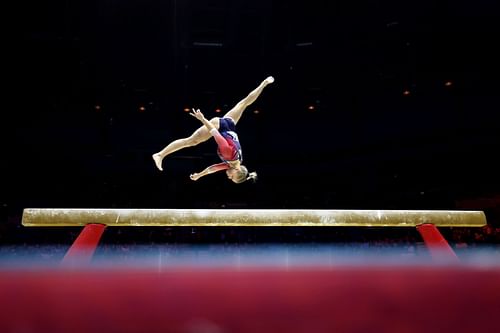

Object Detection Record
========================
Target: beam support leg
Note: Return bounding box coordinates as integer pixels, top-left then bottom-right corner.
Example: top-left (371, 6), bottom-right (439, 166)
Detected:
top-left (416, 223), bottom-right (459, 262)
top-left (62, 224), bottom-right (106, 266)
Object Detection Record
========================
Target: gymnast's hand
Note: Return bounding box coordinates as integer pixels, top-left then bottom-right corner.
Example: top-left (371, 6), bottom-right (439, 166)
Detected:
top-left (190, 173), bottom-right (201, 181)
top-left (189, 108), bottom-right (206, 122)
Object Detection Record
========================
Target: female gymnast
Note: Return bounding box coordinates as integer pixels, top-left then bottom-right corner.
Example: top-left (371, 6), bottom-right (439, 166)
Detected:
top-left (152, 76), bottom-right (274, 183)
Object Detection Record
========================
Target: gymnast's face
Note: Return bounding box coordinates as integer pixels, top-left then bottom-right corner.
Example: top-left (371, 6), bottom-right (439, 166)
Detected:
top-left (226, 168), bottom-right (239, 182)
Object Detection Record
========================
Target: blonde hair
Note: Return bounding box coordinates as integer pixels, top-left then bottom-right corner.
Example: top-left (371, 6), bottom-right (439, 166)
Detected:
top-left (233, 165), bottom-right (258, 184)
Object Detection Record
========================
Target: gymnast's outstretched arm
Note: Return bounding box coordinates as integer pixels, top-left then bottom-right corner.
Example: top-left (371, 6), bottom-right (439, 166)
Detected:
top-left (190, 108), bottom-right (234, 158)
top-left (190, 163), bottom-right (229, 181)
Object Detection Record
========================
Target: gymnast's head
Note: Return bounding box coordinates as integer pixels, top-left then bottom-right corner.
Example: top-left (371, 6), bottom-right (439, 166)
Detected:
top-left (226, 165), bottom-right (258, 184)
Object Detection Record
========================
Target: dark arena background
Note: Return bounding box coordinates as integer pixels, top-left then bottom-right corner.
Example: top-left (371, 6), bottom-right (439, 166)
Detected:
top-left (3, 1), bottom-right (500, 332)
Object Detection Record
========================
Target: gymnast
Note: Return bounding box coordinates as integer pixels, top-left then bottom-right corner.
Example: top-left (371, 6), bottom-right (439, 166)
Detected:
top-left (153, 76), bottom-right (274, 183)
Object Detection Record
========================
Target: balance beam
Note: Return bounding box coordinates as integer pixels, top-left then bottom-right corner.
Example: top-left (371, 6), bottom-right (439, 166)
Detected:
top-left (22, 208), bottom-right (486, 227)
top-left (21, 209), bottom-right (487, 264)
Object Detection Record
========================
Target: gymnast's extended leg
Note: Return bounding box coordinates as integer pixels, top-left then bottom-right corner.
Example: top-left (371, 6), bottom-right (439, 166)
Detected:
top-left (224, 76), bottom-right (274, 124)
top-left (152, 117), bottom-right (220, 171)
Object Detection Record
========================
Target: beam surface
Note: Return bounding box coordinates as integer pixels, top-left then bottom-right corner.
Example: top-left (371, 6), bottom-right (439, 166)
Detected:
top-left (22, 209), bottom-right (487, 227)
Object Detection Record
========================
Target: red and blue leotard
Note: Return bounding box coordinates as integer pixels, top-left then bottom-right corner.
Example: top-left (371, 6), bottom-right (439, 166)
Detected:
top-left (209, 117), bottom-right (243, 172)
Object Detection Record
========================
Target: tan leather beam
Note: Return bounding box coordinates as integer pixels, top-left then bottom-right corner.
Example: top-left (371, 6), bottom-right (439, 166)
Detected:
top-left (21, 209), bottom-right (487, 227)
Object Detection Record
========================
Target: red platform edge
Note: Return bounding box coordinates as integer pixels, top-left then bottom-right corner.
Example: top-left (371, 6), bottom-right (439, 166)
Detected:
top-left (1, 266), bottom-right (499, 333)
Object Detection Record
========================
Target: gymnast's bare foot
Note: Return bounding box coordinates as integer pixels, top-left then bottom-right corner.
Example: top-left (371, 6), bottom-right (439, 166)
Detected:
top-left (264, 76), bottom-right (274, 85)
top-left (152, 153), bottom-right (163, 171)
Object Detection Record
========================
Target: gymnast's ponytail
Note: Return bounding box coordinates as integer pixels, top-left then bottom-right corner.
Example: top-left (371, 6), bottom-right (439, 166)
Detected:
top-left (246, 171), bottom-right (258, 183)
top-left (234, 166), bottom-right (257, 184)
